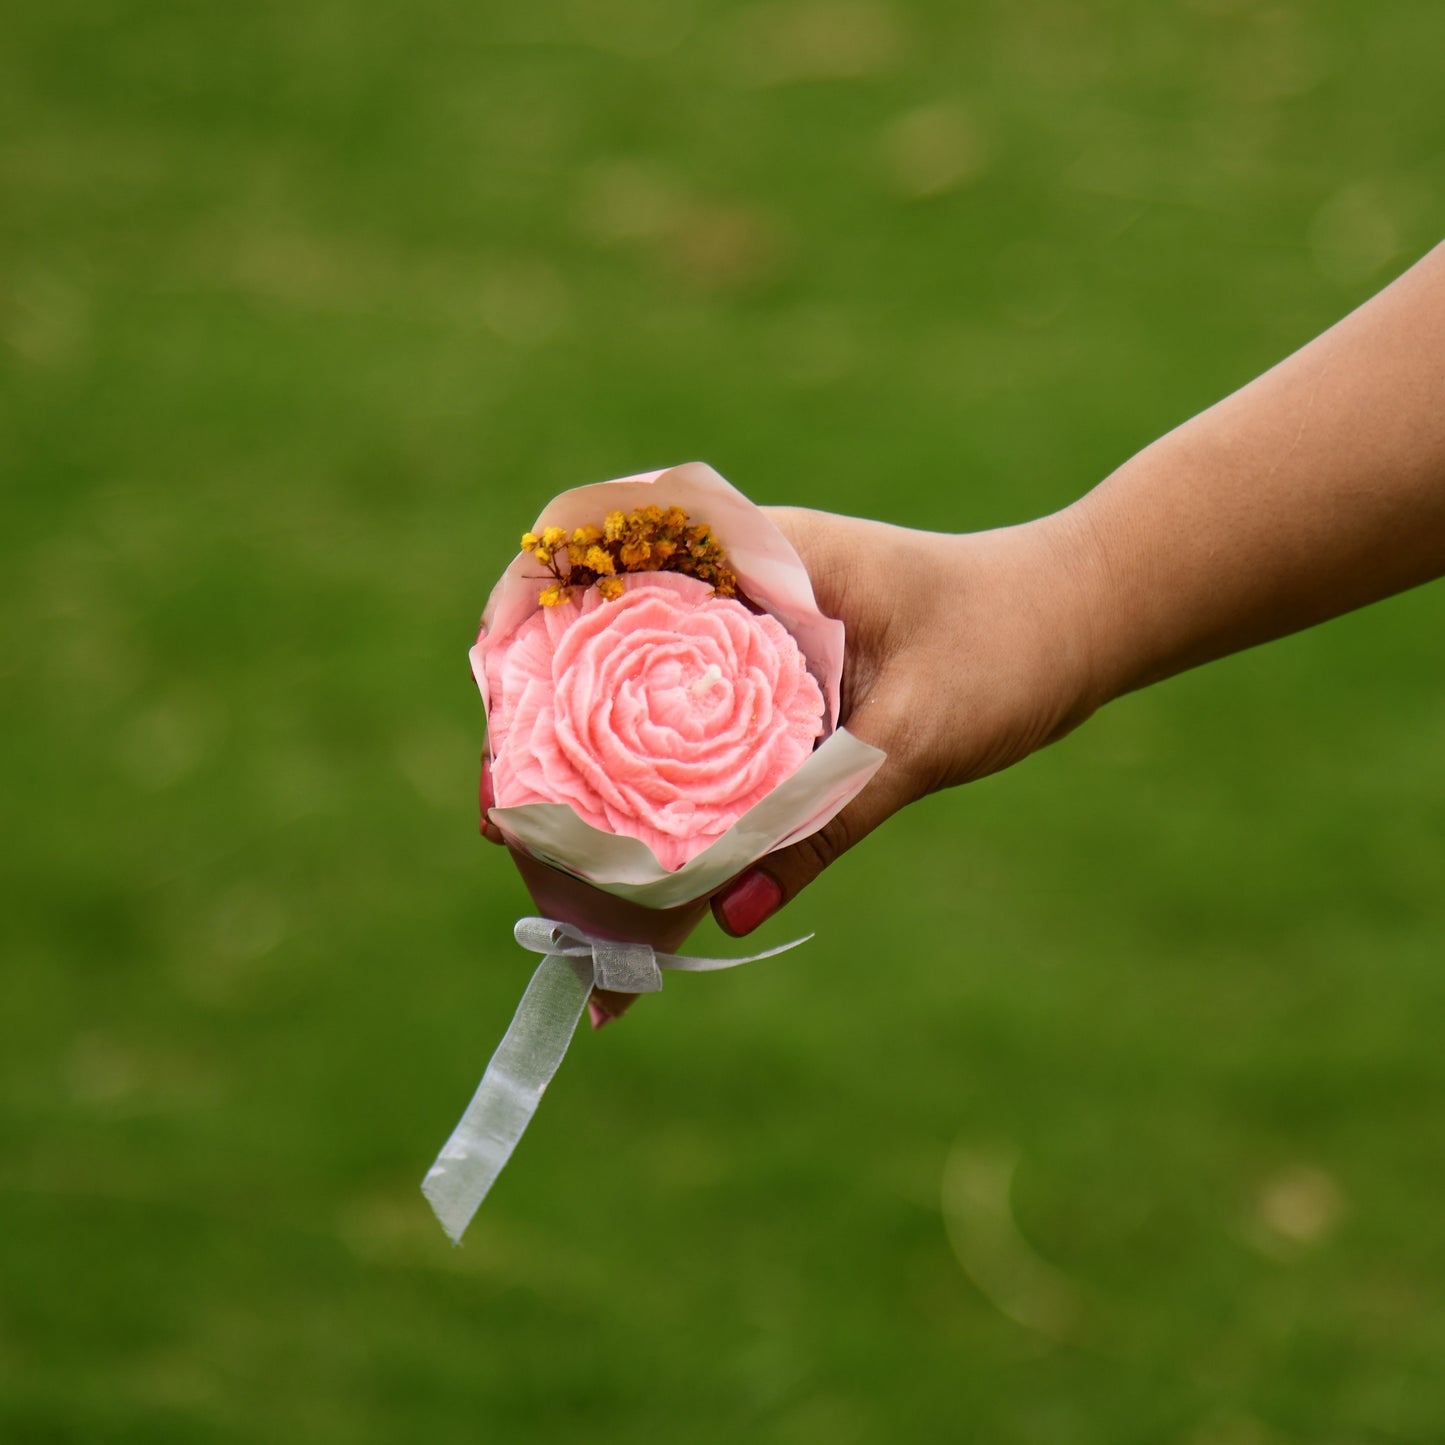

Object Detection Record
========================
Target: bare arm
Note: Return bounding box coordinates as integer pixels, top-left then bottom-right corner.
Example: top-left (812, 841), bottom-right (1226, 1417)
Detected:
top-left (714, 242), bottom-right (1445, 934)
top-left (1066, 239), bottom-right (1445, 704)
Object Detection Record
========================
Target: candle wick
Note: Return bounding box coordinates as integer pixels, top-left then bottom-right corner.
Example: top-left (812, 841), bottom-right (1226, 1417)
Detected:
top-left (690, 663), bottom-right (725, 699)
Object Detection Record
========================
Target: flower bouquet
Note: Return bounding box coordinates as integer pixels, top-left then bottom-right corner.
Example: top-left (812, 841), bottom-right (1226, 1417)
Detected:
top-left (423, 462), bottom-right (885, 1242)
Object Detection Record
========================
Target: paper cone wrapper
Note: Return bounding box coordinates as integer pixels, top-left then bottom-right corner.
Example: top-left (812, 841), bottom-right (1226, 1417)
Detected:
top-left (476, 461), bottom-right (887, 925)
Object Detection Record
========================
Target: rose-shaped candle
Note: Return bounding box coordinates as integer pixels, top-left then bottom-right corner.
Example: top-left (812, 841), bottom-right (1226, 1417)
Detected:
top-left (423, 463), bottom-right (886, 1243)
top-left (484, 573), bottom-right (826, 870)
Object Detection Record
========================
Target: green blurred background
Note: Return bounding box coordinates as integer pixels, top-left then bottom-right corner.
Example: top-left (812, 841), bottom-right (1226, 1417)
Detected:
top-left (4, 1), bottom-right (1444, 1440)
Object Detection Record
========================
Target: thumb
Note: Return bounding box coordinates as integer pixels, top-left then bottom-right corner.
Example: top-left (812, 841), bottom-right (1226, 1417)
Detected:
top-left (711, 752), bottom-right (915, 937)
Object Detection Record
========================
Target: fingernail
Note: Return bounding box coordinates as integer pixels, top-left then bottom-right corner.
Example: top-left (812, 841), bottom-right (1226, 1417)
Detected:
top-left (718, 870), bottom-right (784, 936)
top-left (589, 1000), bottom-right (616, 1031)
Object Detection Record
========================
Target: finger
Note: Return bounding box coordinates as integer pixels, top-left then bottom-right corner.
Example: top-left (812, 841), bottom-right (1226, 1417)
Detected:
top-left (712, 753), bottom-right (915, 935)
top-left (587, 988), bottom-right (638, 1029)
top-left (479, 756), bottom-right (505, 845)
top-left (762, 506), bottom-right (851, 617)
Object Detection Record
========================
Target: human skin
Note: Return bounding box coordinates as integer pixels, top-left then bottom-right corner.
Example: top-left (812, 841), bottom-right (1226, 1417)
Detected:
top-left (483, 241), bottom-right (1445, 942)
top-left (709, 238), bottom-right (1445, 933)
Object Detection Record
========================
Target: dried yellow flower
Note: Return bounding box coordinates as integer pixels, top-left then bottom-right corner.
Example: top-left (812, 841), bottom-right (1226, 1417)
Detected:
top-left (525, 501), bottom-right (737, 606)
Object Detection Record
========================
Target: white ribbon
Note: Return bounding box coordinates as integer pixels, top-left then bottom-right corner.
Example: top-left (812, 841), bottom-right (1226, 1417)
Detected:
top-left (422, 917), bottom-right (811, 1243)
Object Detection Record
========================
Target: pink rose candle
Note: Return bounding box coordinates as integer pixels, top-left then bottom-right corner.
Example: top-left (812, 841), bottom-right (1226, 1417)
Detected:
top-left (482, 573), bottom-right (826, 872)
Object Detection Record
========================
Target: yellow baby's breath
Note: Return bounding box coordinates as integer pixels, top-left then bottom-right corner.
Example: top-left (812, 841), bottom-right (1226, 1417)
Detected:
top-left (522, 503), bottom-right (739, 607)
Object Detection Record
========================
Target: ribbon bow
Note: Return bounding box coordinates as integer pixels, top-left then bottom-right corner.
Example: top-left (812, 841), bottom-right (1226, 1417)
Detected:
top-left (422, 917), bottom-right (810, 1243)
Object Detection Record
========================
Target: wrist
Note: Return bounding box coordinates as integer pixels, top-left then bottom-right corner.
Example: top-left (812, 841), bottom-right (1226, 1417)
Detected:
top-left (1027, 494), bottom-right (1140, 723)
top-left (916, 516), bottom-right (1108, 786)
top-left (1012, 510), bottom-right (1114, 741)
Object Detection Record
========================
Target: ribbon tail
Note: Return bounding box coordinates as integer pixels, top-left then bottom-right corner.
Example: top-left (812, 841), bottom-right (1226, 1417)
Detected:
top-left (421, 953), bottom-right (591, 1244)
top-left (658, 933), bottom-right (813, 973)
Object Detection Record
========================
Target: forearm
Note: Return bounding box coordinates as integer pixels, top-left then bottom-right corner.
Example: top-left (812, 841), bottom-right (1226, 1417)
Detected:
top-left (1060, 241), bottom-right (1445, 707)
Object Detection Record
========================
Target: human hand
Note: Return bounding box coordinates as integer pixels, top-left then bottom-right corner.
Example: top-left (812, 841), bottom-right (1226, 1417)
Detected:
top-left (711, 506), bottom-right (1101, 934)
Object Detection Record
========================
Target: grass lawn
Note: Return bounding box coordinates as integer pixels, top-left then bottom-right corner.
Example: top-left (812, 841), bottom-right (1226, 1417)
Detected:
top-left (4, 1), bottom-right (1445, 1440)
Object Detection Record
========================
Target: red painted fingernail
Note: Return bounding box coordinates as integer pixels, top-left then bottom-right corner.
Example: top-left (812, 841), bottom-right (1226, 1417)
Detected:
top-left (718, 870), bottom-right (784, 936)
